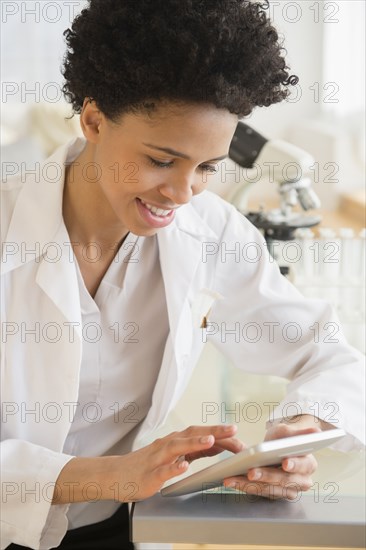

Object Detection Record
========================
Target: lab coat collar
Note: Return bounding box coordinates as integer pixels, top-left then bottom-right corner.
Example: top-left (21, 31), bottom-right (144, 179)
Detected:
top-left (1, 137), bottom-right (84, 274)
top-left (2, 137), bottom-right (217, 274)
top-left (173, 198), bottom-right (218, 240)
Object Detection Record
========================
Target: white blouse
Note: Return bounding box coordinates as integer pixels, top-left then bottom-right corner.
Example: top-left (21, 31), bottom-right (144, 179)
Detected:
top-left (60, 224), bottom-right (170, 529)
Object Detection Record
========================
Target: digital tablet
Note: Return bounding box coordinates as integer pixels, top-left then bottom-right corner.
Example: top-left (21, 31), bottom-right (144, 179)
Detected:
top-left (161, 428), bottom-right (345, 497)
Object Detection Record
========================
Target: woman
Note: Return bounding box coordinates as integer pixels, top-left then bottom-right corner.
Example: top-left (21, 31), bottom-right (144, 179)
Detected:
top-left (1, 0), bottom-right (364, 549)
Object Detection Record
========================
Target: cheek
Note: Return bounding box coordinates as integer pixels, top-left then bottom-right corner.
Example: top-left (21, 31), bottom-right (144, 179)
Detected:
top-left (93, 153), bottom-right (134, 197)
top-left (124, 165), bottom-right (162, 195)
top-left (92, 149), bottom-right (115, 186)
top-left (100, 164), bottom-right (162, 206)
top-left (192, 174), bottom-right (209, 195)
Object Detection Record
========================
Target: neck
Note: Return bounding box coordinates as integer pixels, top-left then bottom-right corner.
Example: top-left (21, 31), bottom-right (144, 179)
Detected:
top-left (62, 141), bottom-right (129, 248)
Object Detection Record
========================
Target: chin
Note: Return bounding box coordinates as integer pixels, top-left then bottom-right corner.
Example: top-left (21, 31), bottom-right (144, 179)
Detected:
top-left (129, 224), bottom-right (159, 238)
top-left (138, 228), bottom-right (160, 238)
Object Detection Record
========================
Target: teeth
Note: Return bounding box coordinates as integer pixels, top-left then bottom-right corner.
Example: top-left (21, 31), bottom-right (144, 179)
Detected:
top-left (140, 200), bottom-right (172, 217)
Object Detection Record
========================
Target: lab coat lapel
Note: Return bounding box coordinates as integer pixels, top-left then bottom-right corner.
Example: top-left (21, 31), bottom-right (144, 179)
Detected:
top-left (1, 137), bottom-right (83, 274)
top-left (158, 203), bottom-right (218, 362)
top-left (35, 233), bottom-right (83, 341)
top-left (158, 225), bottom-right (199, 361)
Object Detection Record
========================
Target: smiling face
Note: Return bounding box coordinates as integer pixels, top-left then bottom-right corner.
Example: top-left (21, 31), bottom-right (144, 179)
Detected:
top-left (69, 100), bottom-right (239, 241)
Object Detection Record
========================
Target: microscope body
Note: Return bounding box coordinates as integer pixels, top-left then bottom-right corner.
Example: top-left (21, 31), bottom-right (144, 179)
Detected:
top-left (228, 122), bottom-right (321, 223)
top-left (226, 121), bottom-right (322, 275)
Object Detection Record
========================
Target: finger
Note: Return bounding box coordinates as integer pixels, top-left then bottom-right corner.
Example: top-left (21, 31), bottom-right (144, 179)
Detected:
top-left (223, 476), bottom-right (305, 501)
top-left (155, 458), bottom-right (190, 484)
top-left (282, 454), bottom-right (318, 475)
top-left (208, 436), bottom-right (246, 454)
top-left (265, 424), bottom-right (321, 441)
top-left (245, 467), bottom-right (313, 491)
top-left (181, 424), bottom-right (238, 438)
top-left (184, 437), bottom-right (246, 463)
top-left (157, 434), bottom-right (216, 463)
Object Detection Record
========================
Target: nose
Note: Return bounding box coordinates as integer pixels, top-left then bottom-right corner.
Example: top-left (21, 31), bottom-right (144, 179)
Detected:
top-left (158, 175), bottom-right (195, 206)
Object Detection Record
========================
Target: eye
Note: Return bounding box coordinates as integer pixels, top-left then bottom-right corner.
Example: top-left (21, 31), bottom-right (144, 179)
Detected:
top-left (148, 157), bottom-right (218, 173)
top-left (200, 164), bottom-right (218, 174)
top-left (149, 157), bottom-right (174, 168)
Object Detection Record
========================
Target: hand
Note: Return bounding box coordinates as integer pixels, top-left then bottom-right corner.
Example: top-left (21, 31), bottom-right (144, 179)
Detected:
top-left (223, 419), bottom-right (321, 500)
top-left (52, 424), bottom-right (244, 505)
top-left (110, 424), bottom-right (244, 502)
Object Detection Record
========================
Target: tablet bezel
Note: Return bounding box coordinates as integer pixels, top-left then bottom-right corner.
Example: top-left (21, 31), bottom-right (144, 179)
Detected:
top-left (161, 428), bottom-right (345, 497)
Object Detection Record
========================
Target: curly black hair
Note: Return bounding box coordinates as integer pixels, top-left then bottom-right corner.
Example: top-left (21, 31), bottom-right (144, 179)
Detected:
top-left (62, 0), bottom-right (298, 120)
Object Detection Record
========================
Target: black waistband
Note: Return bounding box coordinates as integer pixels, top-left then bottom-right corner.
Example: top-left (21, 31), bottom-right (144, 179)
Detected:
top-left (8, 503), bottom-right (134, 550)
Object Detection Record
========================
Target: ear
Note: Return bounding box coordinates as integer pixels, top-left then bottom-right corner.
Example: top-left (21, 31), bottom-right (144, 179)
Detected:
top-left (79, 98), bottom-right (104, 143)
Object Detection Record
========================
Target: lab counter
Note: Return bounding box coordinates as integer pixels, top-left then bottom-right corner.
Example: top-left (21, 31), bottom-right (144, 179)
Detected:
top-left (131, 491), bottom-right (365, 548)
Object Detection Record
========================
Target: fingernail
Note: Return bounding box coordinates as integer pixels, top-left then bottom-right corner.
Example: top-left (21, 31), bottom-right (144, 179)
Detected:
top-left (224, 424), bottom-right (236, 432)
top-left (250, 470), bottom-right (262, 480)
top-left (226, 481), bottom-right (238, 489)
top-left (286, 460), bottom-right (294, 471)
top-left (200, 435), bottom-right (214, 444)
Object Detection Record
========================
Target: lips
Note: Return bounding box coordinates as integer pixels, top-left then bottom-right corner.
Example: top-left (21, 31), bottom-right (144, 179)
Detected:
top-left (136, 198), bottom-right (176, 229)
top-left (139, 199), bottom-right (174, 217)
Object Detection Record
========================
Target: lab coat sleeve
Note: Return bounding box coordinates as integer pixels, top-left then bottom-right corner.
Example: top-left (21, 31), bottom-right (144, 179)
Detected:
top-left (208, 206), bottom-right (365, 451)
top-left (0, 439), bottom-right (74, 549)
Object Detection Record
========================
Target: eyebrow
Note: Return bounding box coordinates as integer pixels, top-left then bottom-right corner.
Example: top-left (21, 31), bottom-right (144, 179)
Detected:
top-left (142, 143), bottom-right (228, 162)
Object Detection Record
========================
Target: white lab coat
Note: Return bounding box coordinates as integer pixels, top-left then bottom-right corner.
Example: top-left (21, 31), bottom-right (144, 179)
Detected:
top-left (1, 138), bottom-right (364, 549)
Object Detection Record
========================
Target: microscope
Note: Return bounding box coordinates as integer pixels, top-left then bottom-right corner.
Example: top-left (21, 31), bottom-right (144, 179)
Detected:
top-left (228, 121), bottom-right (322, 275)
